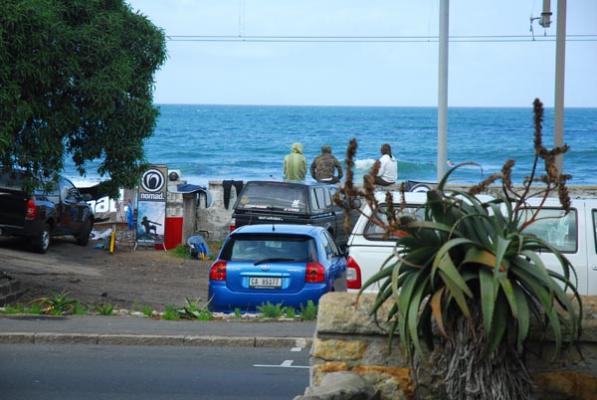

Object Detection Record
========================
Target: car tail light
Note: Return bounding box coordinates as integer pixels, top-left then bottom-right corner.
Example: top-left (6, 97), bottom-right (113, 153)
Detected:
top-left (346, 256), bottom-right (362, 289)
top-left (209, 260), bottom-right (227, 281)
top-left (305, 261), bottom-right (325, 283)
top-left (25, 198), bottom-right (37, 220)
top-left (229, 218), bottom-right (236, 232)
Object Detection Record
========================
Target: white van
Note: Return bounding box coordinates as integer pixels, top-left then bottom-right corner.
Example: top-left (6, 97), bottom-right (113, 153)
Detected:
top-left (346, 191), bottom-right (597, 295)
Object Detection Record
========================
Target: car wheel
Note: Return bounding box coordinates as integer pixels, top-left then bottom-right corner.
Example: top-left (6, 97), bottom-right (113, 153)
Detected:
top-left (76, 219), bottom-right (92, 246)
top-left (31, 223), bottom-right (51, 254)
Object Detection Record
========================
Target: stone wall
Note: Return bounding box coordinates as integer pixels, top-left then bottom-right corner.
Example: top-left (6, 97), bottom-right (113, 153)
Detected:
top-left (309, 292), bottom-right (597, 400)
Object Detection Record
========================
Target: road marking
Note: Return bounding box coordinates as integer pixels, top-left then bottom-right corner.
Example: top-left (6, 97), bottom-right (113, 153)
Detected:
top-left (253, 360), bottom-right (309, 369)
top-left (291, 347), bottom-right (302, 352)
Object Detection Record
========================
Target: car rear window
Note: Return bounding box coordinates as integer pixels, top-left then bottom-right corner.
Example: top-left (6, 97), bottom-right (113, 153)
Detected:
top-left (364, 205), bottom-right (425, 241)
top-left (221, 234), bottom-right (317, 262)
top-left (0, 172), bottom-right (24, 190)
top-left (236, 183), bottom-right (307, 212)
top-left (520, 208), bottom-right (577, 253)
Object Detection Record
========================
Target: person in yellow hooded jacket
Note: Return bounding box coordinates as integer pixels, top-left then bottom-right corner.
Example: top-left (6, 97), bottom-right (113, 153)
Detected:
top-left (283, 143), bottom-right (307, 181)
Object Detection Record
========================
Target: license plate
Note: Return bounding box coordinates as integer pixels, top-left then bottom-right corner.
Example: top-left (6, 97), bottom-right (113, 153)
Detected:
top-left (249, 277), bottom-right (282, 289)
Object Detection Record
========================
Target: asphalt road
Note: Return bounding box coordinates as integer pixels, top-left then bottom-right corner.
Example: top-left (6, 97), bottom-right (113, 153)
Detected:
top-left (0, 344), bottom-right (310, 400)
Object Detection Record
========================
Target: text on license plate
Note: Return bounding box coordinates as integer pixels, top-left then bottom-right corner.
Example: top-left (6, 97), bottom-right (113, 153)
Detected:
top-left (249, 277), bottom-right (282, 288)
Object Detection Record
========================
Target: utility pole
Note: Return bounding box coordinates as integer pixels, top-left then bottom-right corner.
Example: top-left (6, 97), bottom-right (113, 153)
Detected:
top-left (437, 0), bottom-right (449, 180)
top-left (554, 0), bottom-right (567, 172)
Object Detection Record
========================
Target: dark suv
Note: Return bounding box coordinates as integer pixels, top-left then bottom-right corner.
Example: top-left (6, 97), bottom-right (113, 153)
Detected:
top-left (230, 180), bottom-right (350, 247)
top-left (0, 172), bottom-right (94, 253)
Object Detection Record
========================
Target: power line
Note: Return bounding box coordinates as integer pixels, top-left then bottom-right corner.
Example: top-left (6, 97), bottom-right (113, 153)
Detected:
top-left (165, 34), bottom-right (597, 43)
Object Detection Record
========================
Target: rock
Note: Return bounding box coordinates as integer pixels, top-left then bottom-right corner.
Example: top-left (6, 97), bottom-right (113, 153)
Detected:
top-left (302, 372), bottom-right (379, 400)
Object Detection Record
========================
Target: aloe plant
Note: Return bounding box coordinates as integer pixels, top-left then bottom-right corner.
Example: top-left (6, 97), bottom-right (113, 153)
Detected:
top-left (337, 99), bottom-right (582, 400)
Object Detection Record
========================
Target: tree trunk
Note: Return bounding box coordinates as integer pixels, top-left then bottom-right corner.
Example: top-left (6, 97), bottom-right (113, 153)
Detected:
top-left (415, 313), bottom-right (533, 400)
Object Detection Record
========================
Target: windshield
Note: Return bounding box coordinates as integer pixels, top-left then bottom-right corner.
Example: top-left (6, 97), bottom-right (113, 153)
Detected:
top-left (236, 183), bottom-right (307, 212)
top-left (221, 234), bottom-right (317, 262)
top-left (364, 205), bottom-right (425, 240)
top-left (0, 172), bottom-right (24, 190)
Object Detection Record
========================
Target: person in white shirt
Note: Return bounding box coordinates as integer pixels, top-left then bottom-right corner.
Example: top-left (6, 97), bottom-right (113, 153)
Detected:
top-left (374, 143), bottom-right (398, 186)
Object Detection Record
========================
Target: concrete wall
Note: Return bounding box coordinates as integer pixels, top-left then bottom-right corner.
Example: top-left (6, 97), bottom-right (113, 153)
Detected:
top-left (196, 181), bottom-right (240, 241)
top-left (311, 292), bottom-right (597, 400)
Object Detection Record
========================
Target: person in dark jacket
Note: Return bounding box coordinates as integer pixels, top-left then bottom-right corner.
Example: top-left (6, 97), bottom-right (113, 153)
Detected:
top-left (310, 145), bottom-right (343, 184)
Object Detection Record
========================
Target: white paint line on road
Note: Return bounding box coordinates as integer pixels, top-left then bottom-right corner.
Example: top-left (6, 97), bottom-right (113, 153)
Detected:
top-left (291, 347), bottom-right (302, 352)
top-left (253, 360), bottom-right (309, 369)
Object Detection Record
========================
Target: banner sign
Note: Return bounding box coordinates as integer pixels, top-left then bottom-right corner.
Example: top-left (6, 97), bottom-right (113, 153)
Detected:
top-left (136, 165), bottom-right (167, 246)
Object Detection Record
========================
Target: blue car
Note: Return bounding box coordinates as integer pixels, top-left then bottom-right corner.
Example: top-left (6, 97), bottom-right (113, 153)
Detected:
top-left (208, 224), bottom-right (347, 312)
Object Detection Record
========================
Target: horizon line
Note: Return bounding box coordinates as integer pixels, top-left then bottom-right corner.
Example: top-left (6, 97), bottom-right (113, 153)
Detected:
top-left (154, 102), bottom-right (597, 109)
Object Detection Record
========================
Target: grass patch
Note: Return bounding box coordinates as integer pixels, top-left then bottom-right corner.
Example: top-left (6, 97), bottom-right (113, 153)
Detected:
top-left (177, 298), bottom-right (213, 321)
top-left (284, 306), bottom-right (296, 319)
top-left (162, 304), bottom-right (180, 320)
top-left (168, 244), bottom-right (192, 259)
top-left (73, 301), bottom-right (87, 315)
top-left (142, 305), bottom-right (154, 318)
top-left (300, 300), bottom-right (318, 321)
top-left (96, 303), bottom-right (114, 316)
top-left (257, 302), bottom-right (284, 319)
top-left (3, 304), bottom-right (25, 314)
top-left (233, 307), bottom-right (242, 318)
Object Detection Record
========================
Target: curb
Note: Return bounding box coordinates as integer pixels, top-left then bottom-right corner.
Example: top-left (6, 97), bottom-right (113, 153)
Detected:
top-left (0, 333), bottom-right (312, 348)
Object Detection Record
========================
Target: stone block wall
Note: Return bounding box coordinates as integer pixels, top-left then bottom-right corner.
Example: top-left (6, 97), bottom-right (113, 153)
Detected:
top-left (311, 292), bottom-right (597, 400)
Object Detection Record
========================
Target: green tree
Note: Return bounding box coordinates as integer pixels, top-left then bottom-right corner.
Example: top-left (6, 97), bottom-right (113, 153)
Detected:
top-left (0, 0), bottom-right (166, 194)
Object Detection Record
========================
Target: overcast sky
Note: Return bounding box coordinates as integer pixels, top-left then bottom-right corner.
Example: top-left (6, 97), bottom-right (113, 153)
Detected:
top-left (127, 0), bottom-right (597, 107)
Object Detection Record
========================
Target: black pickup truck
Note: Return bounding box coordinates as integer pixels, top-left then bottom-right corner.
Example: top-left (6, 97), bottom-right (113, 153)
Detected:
top-left (0, 172), bottom-right (94, 253)
top-left (230, 181), bottom-right (354, 248)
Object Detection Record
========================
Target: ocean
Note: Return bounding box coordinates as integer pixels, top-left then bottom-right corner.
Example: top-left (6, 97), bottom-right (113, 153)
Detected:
top-left (66, 105), bottom-right (597, 187)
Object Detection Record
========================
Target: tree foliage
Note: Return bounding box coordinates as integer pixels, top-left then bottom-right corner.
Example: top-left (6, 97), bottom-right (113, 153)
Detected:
top-left (0, 0), bottom-right (166, 194)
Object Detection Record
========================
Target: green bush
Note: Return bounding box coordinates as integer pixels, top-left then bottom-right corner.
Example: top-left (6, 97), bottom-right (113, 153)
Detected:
top-left (233, 308), bottom-right (242, 318)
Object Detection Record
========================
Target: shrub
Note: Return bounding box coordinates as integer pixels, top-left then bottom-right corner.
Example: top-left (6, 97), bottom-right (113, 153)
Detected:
top-left (177, 298), bottom-right (213, 321)
top-left (37, 291), bottom-right (77, 315)
top-left (336, 98), bottom-right (582, 400)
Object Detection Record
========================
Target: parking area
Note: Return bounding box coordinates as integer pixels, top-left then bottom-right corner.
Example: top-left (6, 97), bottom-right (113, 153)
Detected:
top-left (0, 236), bottom-right (210, 310)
